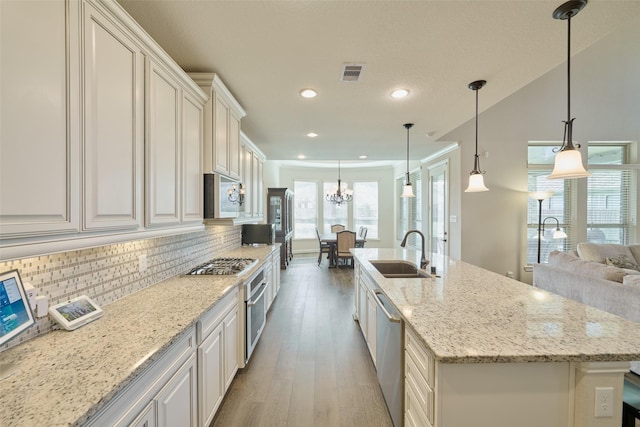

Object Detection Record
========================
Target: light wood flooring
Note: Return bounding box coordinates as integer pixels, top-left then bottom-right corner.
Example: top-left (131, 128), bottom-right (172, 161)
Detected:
top-left (211, 255), bottom-right (393, 427)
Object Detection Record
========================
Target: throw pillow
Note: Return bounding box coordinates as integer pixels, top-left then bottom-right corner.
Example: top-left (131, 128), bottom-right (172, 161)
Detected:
top-left (605, 254), bottom-right (640, 271)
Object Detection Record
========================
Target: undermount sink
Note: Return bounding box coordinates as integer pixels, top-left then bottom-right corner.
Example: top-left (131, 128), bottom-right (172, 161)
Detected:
top-left (369, 260), bottom-right (431, 279)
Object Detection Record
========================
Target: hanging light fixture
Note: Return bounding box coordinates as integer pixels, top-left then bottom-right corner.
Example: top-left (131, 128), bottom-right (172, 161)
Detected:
top-left (401, 123), bottom-right (415, 198)
top-left (465, 80), bottom-right (489, 192)
top-left (325, 160), bottom-right (353, 206)
top-left (547, 0), bottom-right (591, 179)
top-left (227, 183), bottom-right (244, 205)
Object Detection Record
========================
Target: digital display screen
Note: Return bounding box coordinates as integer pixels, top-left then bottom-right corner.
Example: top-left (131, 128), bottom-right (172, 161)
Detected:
top-left (54, 299), bottom-right (97, 322)
top-left (0, 270), bottom-right (35, 345)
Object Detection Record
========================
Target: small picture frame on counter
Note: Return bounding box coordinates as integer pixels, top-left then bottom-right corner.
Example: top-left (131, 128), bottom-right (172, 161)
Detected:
top-left (49, 295), bottom-right (103, 331)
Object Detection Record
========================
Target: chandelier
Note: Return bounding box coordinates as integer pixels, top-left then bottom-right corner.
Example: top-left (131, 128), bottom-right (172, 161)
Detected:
top-left (325, 160), bottom-right (353, 206)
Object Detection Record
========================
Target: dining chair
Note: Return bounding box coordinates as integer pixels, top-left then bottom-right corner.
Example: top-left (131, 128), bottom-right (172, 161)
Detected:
top-left (331, 224), bottom-right (345, 232)
top-left (356, 227), bottom-right (368, 248)
top-left (316, 228), bottom-right (332, 266)
top-left (335, 230), bottom-right (356, 268)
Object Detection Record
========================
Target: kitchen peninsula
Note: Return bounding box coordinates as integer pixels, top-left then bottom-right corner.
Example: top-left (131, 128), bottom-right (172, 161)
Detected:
top-left (352, 248), bottom-right (640, 427)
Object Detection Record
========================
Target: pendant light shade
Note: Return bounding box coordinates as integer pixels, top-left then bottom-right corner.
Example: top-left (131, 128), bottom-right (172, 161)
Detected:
top-left (548, 0), bottom-right (591, 180)
top-left (401, 123), bottom-right (415, 198)
top-left (464, 80), bottom-right (488, 193)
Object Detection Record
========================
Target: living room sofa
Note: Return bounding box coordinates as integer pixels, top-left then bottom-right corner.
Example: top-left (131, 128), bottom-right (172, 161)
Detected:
top-left (533, 243), bottom-right (640, 374)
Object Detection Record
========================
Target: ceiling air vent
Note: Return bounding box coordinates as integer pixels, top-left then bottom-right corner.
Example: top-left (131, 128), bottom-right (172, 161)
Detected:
top-left (340, 63), bottom-right (365, 82)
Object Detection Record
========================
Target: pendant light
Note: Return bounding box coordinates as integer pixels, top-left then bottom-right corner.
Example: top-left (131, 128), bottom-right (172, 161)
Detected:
top-left (547, 0), bottom-right (591, 179)
top-left (464, 80), bottom-right (489, 192)
top-left (401, 123), bottom-right (415, 198)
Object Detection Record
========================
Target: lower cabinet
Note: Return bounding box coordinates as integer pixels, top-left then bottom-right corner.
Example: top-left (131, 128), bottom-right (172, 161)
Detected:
top-left (156, 353), bottom-right (198, 427)
top-left (85, 328), bottom-right (197, 427)
top-left (354, 260), bottom-right (377, 365)
top-left (198, 288), bottom-right (240, 427)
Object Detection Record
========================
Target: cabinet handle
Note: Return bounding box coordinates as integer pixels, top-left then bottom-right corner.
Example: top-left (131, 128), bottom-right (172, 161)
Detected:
top-left (248, 282), bottom-right (268, 306)
top-left (373, 290), bottom-right (401, 323)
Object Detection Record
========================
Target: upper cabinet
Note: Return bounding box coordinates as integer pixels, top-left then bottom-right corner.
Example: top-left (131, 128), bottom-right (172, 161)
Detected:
top-left (0, 0), bottom-right (80, 238)
top-left (0, 0), bottom-right (207, 260)
top-left (240, 132), bottom-right (265, 222)
top-left (188, 74), bottom-right (246, 181)
top-left (83, 1), bottom-right (144, 231)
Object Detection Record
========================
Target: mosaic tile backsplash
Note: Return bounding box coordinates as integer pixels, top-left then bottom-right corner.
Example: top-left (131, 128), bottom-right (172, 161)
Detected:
top-left (0, 225), bottom-right (241, 351)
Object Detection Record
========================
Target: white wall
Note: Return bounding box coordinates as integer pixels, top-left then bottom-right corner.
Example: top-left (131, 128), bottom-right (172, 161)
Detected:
top-left (438, 19), bottom-right (640, 281)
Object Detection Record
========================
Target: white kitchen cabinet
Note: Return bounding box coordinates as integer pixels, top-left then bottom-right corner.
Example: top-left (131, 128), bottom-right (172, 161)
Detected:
top-left (223, 307), bottom-right (239, 390)
top-left (83, 0), bottom-right (144, 231)
top-left (273, 252), bottom-right (281, 295)
top-left (353, 260), bottom-right (378, 365)
top-left (146, 60), bottom-right (181, 227)
top-left (197, 288), bottom-right (240, 427)
top-left (238, 132), bottom-right (266, 221)
top-left (156, 353), bottom-right (197, 427)
top-left (188, 73), bottom-right (246, 181)
top-left (240, 141), bottom-right (253, 218)
top-left (129, 401), bottom-right (156, 427)
top-left (264, 253), bottom-right (274, 311)
top-left (86, 328), bottom-right (197, 427)
top-left (366, 288), bottom-right (377, 365)
top-left (0, 0), bottom-right (80, 237)
top-left (199, 322), bottom-right (224, 427)
top-left (182, 91), bottom-right (204, 223)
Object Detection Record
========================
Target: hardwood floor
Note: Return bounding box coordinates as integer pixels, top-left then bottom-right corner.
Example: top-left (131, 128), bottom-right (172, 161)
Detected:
top-left (211, 255), bottom-right (393, 427)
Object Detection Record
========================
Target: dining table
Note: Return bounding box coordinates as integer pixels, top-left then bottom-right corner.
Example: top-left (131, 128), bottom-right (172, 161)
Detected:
top-left (319, 232), bottom-right (366, 267)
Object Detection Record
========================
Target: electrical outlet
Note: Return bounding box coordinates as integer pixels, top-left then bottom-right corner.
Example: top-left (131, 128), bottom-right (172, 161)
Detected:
top-left (594, 387), bottom-right (614, 417)
top-left (138, 254), bottom-right (147, 273)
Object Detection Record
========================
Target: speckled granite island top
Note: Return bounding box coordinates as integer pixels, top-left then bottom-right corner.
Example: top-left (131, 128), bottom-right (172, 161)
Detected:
top-left (0, 245), bottom-right (277, 427)
top-left (353, 248), bottom-right (640, 364)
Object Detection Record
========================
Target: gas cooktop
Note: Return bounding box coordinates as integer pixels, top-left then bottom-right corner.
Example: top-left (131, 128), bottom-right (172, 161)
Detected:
top-left (186, 257), bottom-right (258, 276)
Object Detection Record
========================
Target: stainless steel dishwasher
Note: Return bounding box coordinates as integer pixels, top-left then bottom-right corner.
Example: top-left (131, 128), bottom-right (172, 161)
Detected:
top-left (374, 289), bottom-right (404, 427)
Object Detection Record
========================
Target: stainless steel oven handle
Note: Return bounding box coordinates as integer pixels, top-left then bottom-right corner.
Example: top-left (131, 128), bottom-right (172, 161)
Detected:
top-left (247, 282), bottom-right (268, 306)
top-left (373, 290), bottom-right (401, 323)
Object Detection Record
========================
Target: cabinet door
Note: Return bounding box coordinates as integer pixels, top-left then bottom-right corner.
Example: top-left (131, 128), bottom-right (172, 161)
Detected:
top-left (0, 0), bottom-right (79, 237)
top-left (213, 95), bottom-right (229, 175)
top-left (199, 323), bottom-right (224, 427)
top-left (156, 353), bottom-right (197, 427)
top-left (223, 307), bottom-right (239, 390)
top-left (241, 144), bottom-right (253, 216)
top-left (181, 92), bottom-right (203, 223)
top-left (256, 159), bottom-right (264, 217)
top-left (228, 113), bottom-right (241, 180)
top-left (358, 280), bottom-right (368, 339)
top-left (146, 60), bottom-right (181, 226)
top-left (129, 401), bottom-right (156, 427)
top-left (367, 289), bottom-right (377, 365)
top-left (252, 153), bottom-right (260, 218)
top-left (84, 2), bottom-right (144, 230)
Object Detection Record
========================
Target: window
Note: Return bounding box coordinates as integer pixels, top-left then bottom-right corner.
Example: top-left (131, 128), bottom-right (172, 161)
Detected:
top-left (586, 145), bottom-right (636, 245)
top-left (353, 181), bottom-right (379, 239)
top-left (527, 142), bottom-right (637, 264)
top-left (323, 181), bottom-right (348, 233)
top-left (397, 170), bottom-right (422, 247)
top-left (293, 181), bottom-right (317, 239)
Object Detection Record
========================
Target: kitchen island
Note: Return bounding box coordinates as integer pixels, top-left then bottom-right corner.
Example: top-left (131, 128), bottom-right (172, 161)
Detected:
top-left (352, 248), bottom-right (640, 427)
top-left (0, 245), bottom-right (278, 427)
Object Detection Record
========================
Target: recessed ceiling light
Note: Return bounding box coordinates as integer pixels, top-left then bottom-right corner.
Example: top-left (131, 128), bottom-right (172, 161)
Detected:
top-left (390, 88), bottom-right (410, 98)
top-left (359, 155), bottom-right (367, 159)
top-left (307, 132), bottom-right (318, 138)
top-left (300, 89), bottom-right (317, 98)
top-left (297, 154), bottom-right (306, 159)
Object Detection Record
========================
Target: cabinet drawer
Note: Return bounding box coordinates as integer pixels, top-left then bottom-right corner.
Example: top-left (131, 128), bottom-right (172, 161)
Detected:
top-left (405, 327), bottom-right (435, 387)
top-left (198, 287), bottom-right (239, 343)
top-left (405, 348), bottom-right (434, 425)
top-left (405, 372), bottom-right (433, 427)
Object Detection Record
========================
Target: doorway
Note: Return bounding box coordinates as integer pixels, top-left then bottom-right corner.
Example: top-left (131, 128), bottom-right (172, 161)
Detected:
top-left (428, 161), bottom-right (449, 256)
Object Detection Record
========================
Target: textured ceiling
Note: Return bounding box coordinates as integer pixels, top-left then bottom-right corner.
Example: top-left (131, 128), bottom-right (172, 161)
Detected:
top-left (117, 0), bottom-right (640, 163)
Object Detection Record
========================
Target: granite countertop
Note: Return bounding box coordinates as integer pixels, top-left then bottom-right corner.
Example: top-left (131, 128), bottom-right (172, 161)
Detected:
top-left (0, 245), bottom-right (277, 427)
top-left (353, 248), bottom-right (640, 364)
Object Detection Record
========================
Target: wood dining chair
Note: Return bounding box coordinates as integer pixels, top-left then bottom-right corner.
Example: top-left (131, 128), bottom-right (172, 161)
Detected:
top-left (316, 228), bottom-right (332, 266)
top-left (335, 230), bottom-right (356, 268)
top-left (331, 224), bottom-right (345, 232)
